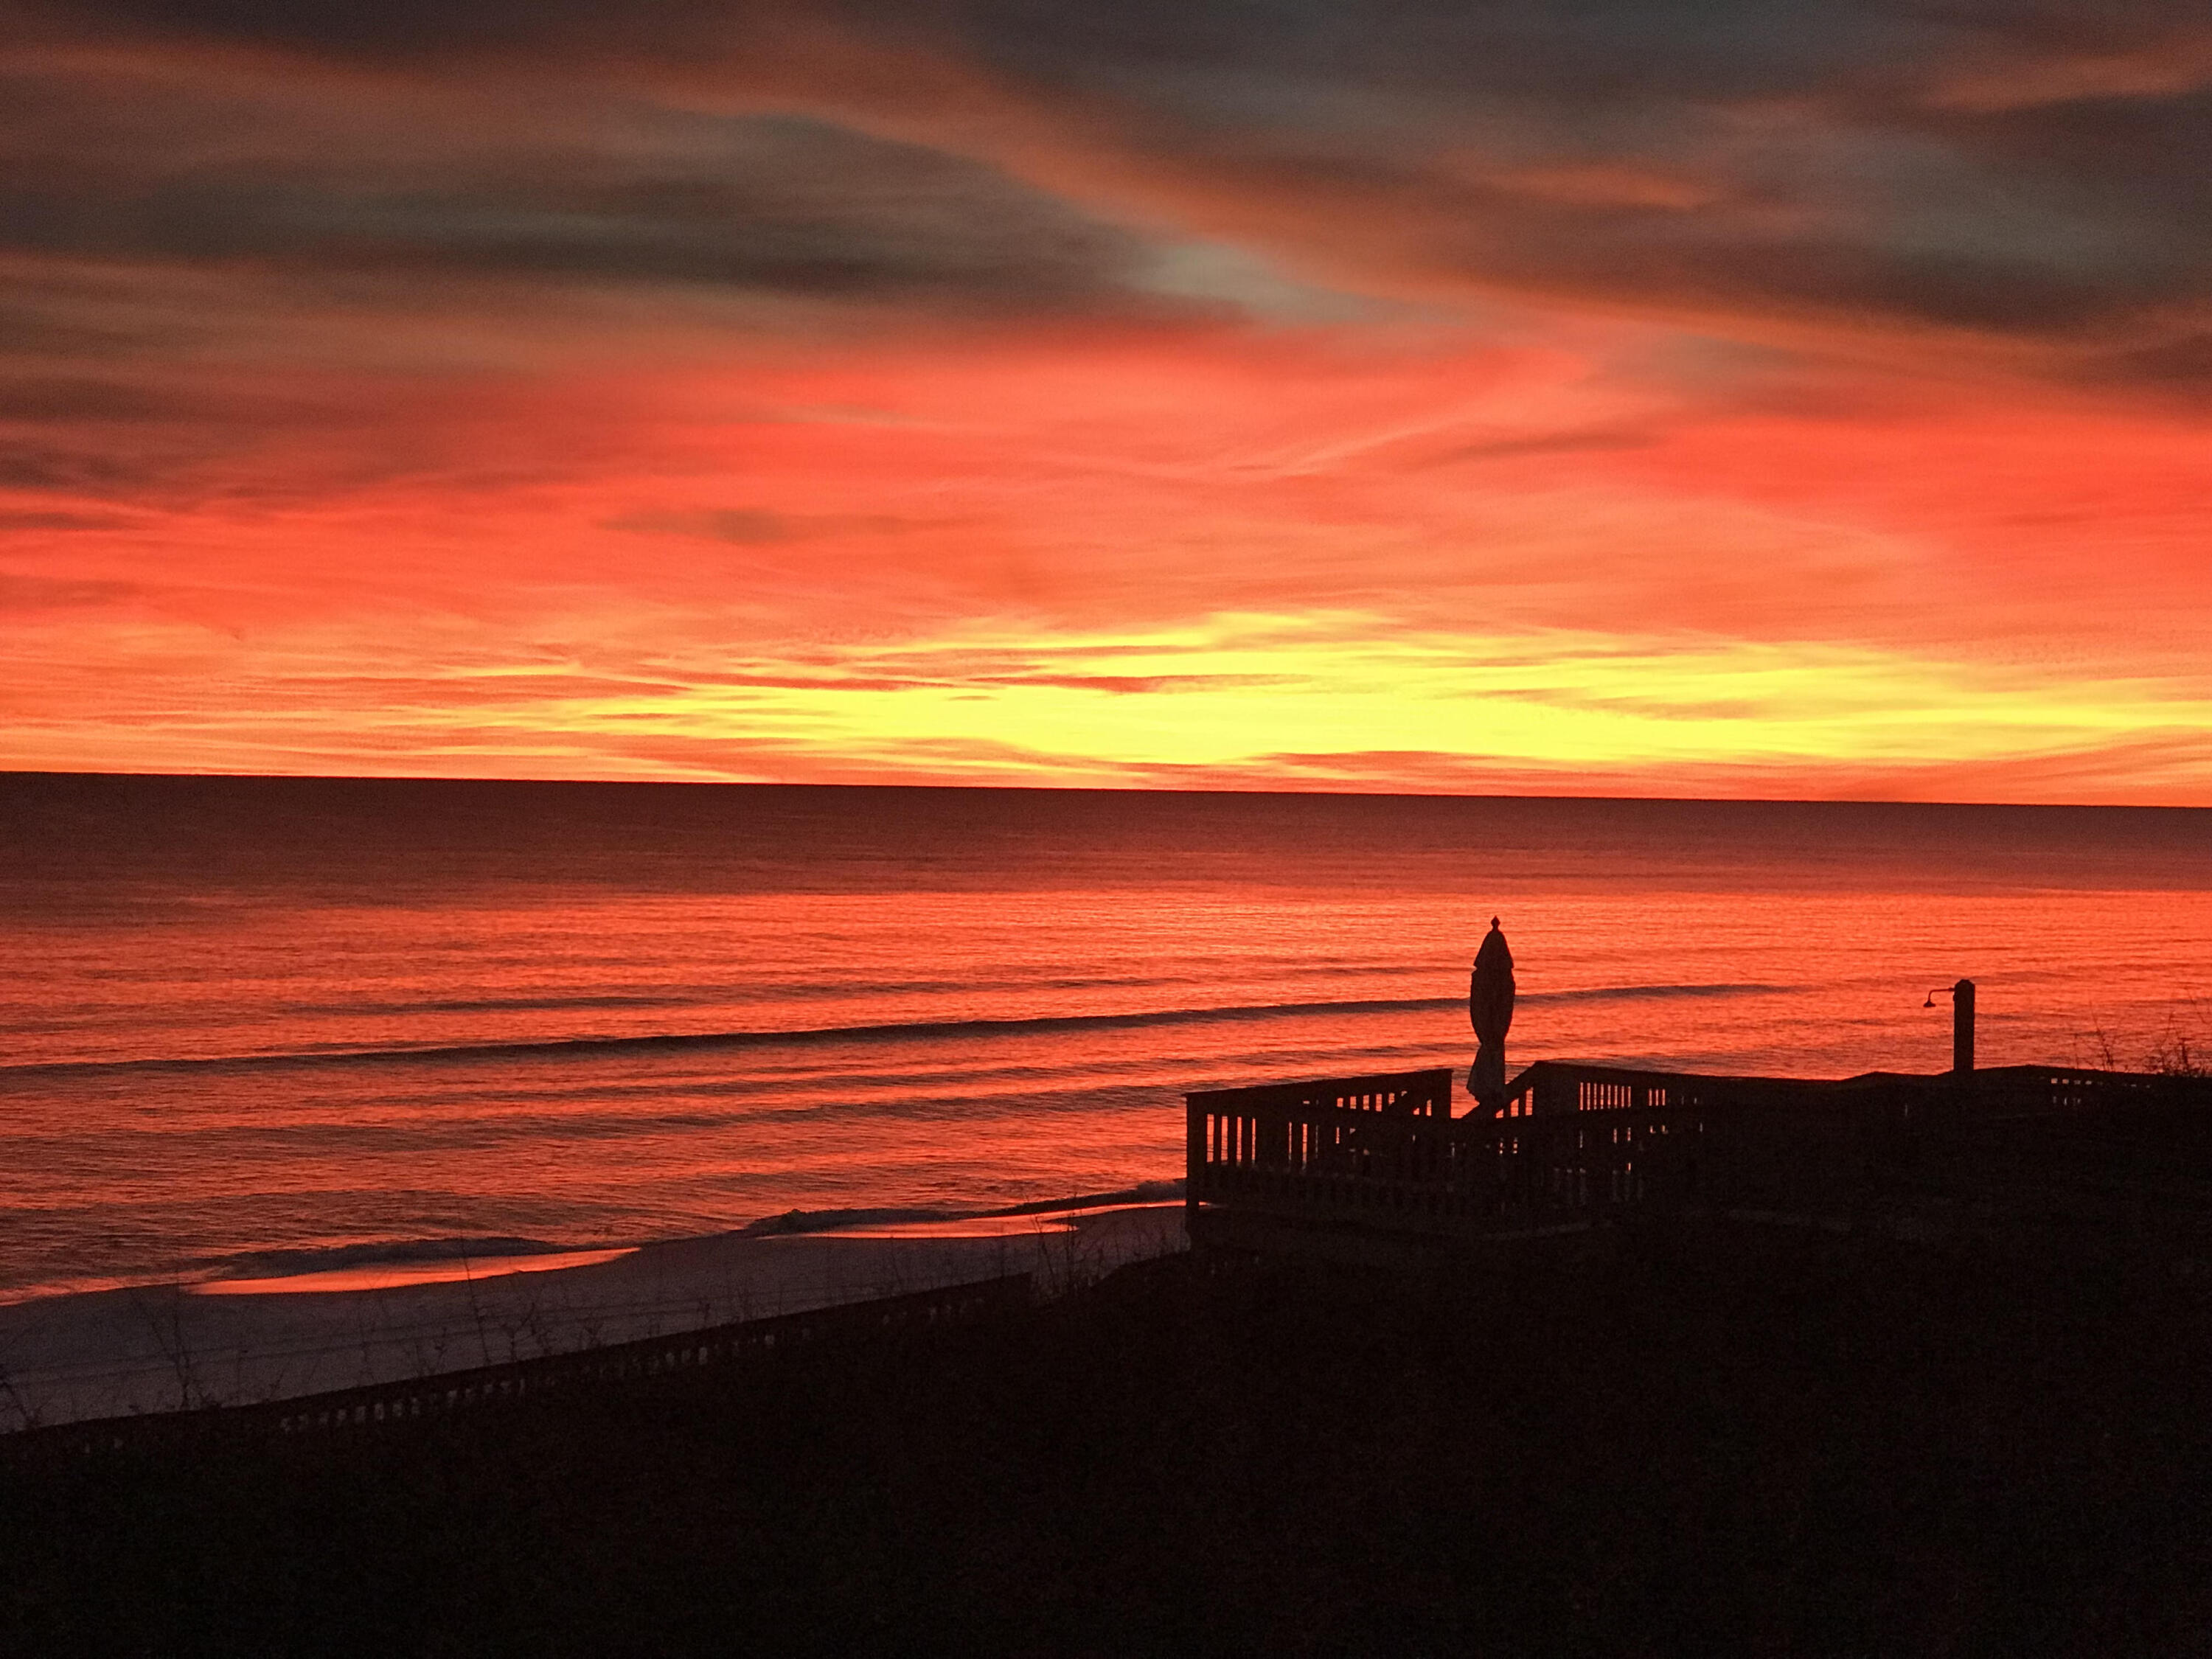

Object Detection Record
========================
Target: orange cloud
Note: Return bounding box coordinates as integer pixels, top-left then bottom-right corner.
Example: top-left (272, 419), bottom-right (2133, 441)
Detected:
top-left (5, 321), bottom-right (2209, 799)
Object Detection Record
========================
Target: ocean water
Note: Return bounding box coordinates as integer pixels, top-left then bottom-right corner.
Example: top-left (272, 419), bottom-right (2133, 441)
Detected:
top-left (4, 774), bottom-right (2210, 1304)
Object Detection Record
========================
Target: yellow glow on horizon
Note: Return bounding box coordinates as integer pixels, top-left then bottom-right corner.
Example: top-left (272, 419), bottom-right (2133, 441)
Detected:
top-left (672, 622), bottom-right (2212, 772)
top-left (6, 326), bottom-right (2209, 802)
top-left (19, 600), bottom-right (2204, 802)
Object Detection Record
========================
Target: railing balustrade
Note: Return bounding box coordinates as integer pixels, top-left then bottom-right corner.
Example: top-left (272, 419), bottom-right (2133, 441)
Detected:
top-left (1189, 1060), bottom-right (2212, 1253)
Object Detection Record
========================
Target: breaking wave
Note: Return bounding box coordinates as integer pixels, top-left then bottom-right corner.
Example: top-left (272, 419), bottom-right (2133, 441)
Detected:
top-left (1, 984), bottom-right (1781, 1079)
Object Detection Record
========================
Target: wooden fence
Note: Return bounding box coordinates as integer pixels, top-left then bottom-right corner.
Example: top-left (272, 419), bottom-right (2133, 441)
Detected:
top-left (1188, 1061), bottom-right (2212, 1256)
top-left (0, 1274), bottom-right (1031, 1469)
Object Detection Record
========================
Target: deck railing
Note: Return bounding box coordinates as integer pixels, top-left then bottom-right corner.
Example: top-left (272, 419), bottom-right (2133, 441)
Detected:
top-left (1188, 1060), bottom-right (2212, 1252)
top-left (1186, 1064), bottom-right (1710, 1238)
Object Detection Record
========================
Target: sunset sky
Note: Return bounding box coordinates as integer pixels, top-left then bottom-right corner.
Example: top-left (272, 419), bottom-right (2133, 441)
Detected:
top-left (5, 0), bottom-right (2211, 800)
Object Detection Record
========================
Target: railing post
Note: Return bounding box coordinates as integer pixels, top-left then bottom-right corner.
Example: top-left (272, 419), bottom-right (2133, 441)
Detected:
top-left (1186, 1094), bottom-right (1206, 1228)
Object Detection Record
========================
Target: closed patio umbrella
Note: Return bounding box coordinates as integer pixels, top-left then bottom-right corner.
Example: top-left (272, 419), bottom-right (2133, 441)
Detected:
top-left (1469, 917), bottom-right (1515, 1113)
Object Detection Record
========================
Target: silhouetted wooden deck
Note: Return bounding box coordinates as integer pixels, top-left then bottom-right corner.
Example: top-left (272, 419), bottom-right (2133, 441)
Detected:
top-left (1188, 1062), bottom-right (2212, 1261)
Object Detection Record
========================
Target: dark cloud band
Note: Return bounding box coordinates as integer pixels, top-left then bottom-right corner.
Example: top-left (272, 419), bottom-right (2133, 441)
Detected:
top-left (7, 0), bottom-right (2212, 372)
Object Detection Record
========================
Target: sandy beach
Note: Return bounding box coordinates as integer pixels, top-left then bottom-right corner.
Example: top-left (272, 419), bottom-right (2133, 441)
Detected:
top-left (0, 1202), bottom-right (1186, 1429)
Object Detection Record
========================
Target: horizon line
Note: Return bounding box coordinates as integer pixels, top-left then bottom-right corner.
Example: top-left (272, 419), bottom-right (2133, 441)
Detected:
top-left (6, 768), bottom-right (2209, 815)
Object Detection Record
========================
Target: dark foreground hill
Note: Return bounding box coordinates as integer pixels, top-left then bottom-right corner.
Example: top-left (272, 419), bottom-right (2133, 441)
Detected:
top-left (9, 1222), bottom-right (2212, 1657)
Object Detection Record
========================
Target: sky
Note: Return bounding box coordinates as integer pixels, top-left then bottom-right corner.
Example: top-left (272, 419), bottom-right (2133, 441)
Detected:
top-left (4, 0), bottom-right (2211, 801)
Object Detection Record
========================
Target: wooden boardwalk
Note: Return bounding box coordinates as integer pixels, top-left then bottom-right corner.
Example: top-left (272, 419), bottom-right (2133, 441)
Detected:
top-left (1188, 1061), bottom-right (2212, 1262)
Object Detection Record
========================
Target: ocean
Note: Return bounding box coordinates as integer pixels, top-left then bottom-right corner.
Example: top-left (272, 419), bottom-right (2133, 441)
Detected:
top-left (4, 774), bottom-right (2210, 1305)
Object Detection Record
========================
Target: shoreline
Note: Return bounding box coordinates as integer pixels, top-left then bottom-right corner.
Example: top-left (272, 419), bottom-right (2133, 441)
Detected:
top-left (0, 1178), bottom-right (1189, 1310)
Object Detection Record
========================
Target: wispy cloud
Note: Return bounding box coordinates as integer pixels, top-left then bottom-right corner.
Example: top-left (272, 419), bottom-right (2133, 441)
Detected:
top-left (2, 1), bottom-right (2209, 798)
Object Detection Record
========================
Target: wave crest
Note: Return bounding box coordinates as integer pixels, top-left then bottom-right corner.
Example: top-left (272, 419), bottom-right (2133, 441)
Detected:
top-left (4, 983), bottom-right (1779, 1078)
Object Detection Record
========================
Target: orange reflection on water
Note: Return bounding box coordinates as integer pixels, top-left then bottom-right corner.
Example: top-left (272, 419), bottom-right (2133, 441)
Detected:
top-left (190, 1247), bottom-right (636, 1296)
top-left (799, 1201), bottom-right (1186, 1240)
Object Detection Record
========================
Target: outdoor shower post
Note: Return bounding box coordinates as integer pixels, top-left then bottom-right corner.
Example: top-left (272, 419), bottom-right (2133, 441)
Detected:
top-left (1952, 978), bottom-right (1975, 1079)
